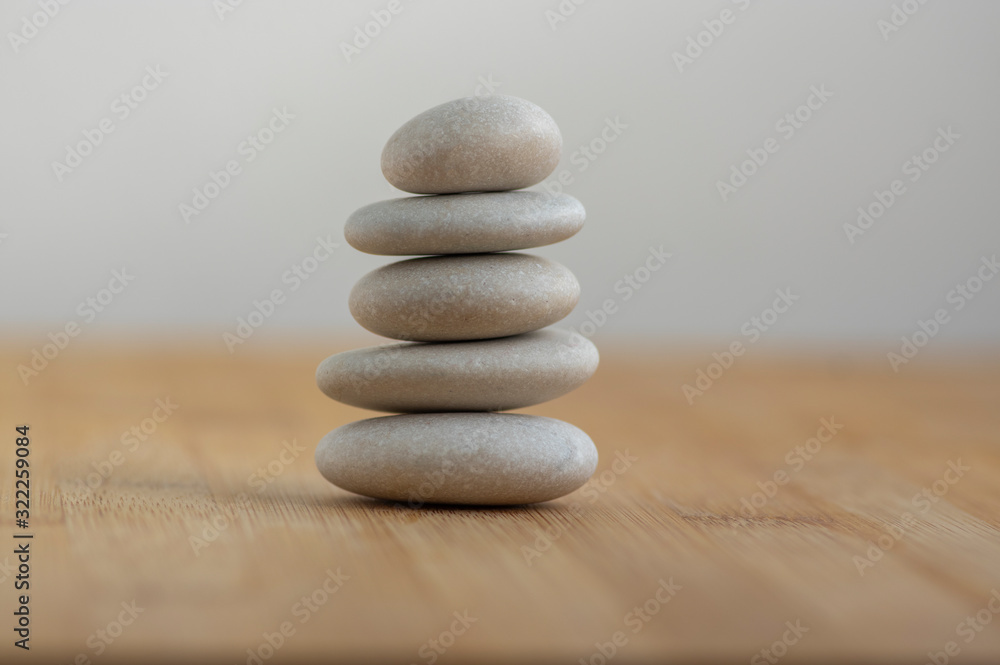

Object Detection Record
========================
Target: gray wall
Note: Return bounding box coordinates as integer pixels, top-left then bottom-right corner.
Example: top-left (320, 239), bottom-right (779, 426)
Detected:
top-left (3, 0), bottom-right (998, 349)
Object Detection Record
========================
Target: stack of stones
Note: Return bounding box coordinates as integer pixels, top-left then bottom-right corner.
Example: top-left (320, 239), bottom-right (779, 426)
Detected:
top-left (314, 95), bottom-right (599, 506)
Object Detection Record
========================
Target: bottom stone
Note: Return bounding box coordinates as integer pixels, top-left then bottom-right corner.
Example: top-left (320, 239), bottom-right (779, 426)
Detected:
top-left (315, 413), bottom-right (598, 506)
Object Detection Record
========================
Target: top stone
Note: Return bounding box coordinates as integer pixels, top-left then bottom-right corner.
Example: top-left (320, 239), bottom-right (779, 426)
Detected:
top-left (381, 95), bottom-right (562, 194)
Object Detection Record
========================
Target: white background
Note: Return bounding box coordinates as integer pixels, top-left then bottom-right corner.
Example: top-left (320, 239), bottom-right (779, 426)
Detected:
top-left (2, 0), bottom-right (998, 348)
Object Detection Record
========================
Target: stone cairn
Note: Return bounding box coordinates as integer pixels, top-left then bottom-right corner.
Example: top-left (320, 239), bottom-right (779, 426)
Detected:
top-left (314, 95), bottom-right (599, 506)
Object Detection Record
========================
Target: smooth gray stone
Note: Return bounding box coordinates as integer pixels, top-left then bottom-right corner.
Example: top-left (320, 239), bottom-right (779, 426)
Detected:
top-left (381, 95), bottom-right (562, 194)
top-left (316, 328), bottom-right (598, 413)
top-left (345, 191), bottom-right (585, 256)
top-left (315, 413), bottom-right (598, 505)
top-left (348, 253), bottom-right (579, 342)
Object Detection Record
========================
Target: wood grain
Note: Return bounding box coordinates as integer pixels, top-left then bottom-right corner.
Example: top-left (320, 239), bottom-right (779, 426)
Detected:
top-left (2, 340), bottom-right (1000, 664)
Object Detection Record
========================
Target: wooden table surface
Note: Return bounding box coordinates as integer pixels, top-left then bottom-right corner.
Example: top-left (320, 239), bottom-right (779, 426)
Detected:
top-left (2, 340), bottom-right (999, 664)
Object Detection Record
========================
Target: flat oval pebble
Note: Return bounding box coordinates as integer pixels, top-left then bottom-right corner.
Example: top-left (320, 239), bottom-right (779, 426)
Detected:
top-left (316, 328), bottom-right (598, 413)
top-left (315, 413), bottom-right (598, 505)
top-left (349, 253), bottom-right (579, 342)
top-left (345, 191), bottom-right (585, 256)
top-left (381, 95), bottom-right (562, 194)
